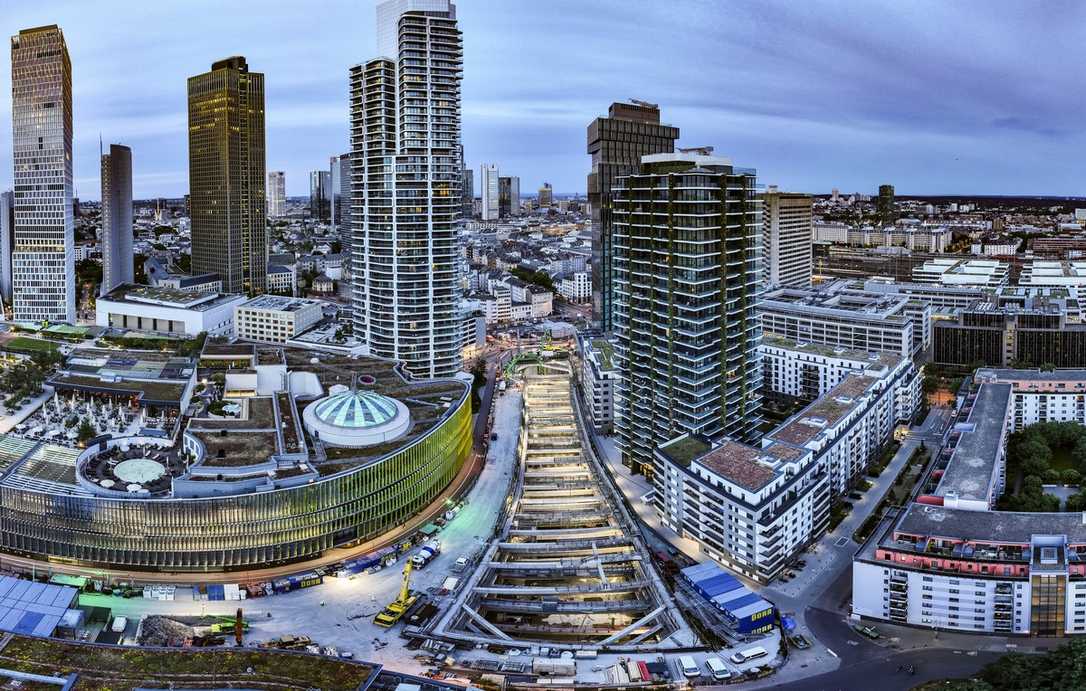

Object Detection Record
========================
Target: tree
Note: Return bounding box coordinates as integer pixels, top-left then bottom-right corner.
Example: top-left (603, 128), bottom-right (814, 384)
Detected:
top-left (77, 418), bottom-right (96, 444)
top-left (1062, 469), bottom-right (1082, 486)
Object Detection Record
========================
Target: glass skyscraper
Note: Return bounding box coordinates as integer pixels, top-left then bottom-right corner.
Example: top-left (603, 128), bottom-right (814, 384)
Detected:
top-left (100, 144), bottom-right (133, 296)
top-left (10, 25), bottom-right (75, 323)
top-left (351, 0), bottom-right (463, 379)
top-left (188, 56), bottom-right (267, 296)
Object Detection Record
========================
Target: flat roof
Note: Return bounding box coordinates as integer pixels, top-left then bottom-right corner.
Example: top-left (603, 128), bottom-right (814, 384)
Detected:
top-left (892, 502), bottom-right (1086, 545)
top-left (693, 440), bottom-right (778, 492)
top-left (761, 334), bottom-right (903, 369)
top-left (976, 368), bottom-right (1086, 392)
top-left (102, 284), bottom-right (240, 311)
top-left (767, 373), bottom-right (878, 447)
top-left (935, 383), bottom-right (1011, 502)
top-left (240, 295), bottom-right (322, 312)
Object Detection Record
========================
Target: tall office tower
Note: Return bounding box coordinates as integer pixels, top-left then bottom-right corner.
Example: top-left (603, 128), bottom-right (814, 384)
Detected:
top-left (613, 150), bottom-right (762, 480)
top-left (498, 176), bottom-right (519, 217)
top-left (480, 164), bottom-right (499, 221)
top-left (100, 144), bottom-right (133, 296)
top-left (587, 101), bottom-right (678, 332)
top-left (350, 0), bottom-right (463, 379)
top-left (331, 154), bottom-right (351, 264)
top-left (267, 171), bottom-right (286, 218)
top-left (0, 190), bottom-right (13, 304)
top-left (538, 182), bottom-right (553, 207)
top-left (461, 166), bottom-right (473, 219)
top-left (309, 170), bottom-right (330, 222)
top-left (10, 26), bottom-right (75, 323)
top-left (188, 56), bottom-right (267, 295)
top-left (877, 183), bottom-right (896, 227)
top-left (762, 188), bottom-right (813, 288)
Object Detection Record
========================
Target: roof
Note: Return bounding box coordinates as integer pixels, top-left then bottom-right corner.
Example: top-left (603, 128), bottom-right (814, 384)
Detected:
top-left (768, 373), bottom-right (878, 447)
top-left (0, 576), bottom-right (78, 637)
top-left (691, 440), bottom-right (778, 492)
top-left (240, 295), bottom-right (321, 312)
top-left (311, 390), bottom-right (401, 429)
top-left (935, 383), bottom-right (1011, 502)
top-left (892, 502), bottom-right (1086, 546)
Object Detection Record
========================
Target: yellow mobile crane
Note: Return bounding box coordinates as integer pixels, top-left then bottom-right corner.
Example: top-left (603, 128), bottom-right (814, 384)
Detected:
top-left (374, 561), bottom-right (417, 628)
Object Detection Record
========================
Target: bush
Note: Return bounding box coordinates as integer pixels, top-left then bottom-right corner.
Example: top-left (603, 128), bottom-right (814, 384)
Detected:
top-left (1062, 469), bottom-right (1082, 486)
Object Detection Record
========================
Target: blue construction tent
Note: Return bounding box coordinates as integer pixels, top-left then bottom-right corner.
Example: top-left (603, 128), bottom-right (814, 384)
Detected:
top-left (681, 562), bottom-right (776, 635)
top-left (0, 576), bottom-right (80, 638)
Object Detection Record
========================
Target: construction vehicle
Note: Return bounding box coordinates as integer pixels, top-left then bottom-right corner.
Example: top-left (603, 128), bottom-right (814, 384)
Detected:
top-left (259, 634), bottom-right (311, 649)
top-left (374, 562), bottom-right (417, 628)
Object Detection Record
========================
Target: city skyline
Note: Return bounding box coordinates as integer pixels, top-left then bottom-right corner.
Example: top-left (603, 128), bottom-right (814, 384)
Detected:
top-left (6, 1), bottom-right (1086, 199)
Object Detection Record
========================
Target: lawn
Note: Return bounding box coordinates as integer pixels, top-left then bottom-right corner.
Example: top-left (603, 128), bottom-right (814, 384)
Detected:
top-left (2, 336), bottom-right (59, 355)
top-left (0, 636), bottom-right (373, 690)
top-left (1050, 445), bottom-right (1076, 472)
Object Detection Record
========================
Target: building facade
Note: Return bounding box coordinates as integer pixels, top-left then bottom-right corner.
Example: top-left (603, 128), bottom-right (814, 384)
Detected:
top-left (96, 285), bottom-right (244, 337)
top-left (188, 56), bottom-right (267, 295)
top-left (461, 165), bottom-right (473, 220)
top-left (309, 169), bottom-right (330, 223)
top-left (587, 101), bottom-right (678, 331)
top-left (0, 190), bottom-right (13, 304)
top-left (350, 0), bottom-right (463, 378)
top-left (579, 336), bottom-right (616, 433)
top-left (538, 182), bottom-right (553, 207)
top-left (100, 144), bottom-right (133, 296)
top-left (330, 153), bottom-right (351, 271)
top-left (233, 295), bottom-right (322, 343)
top-left (267, 171), bottom-right (286, 218)
top-left (480, 163), bottom-right (499, 221)
top-left (763, 189), bottom-right (812, 288)
top-left (877, 183), bottom-right (896, 226)
top-left (11, 25), bottom-right (75, 323)
top-left (613, 151), bottom-right (762, 480)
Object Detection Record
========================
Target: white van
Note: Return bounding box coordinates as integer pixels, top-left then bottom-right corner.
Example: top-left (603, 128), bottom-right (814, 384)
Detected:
top-left (676, 655), bottom-right (700, 678)
top-left (705, 657), bottom-right (732, 680)
top-left (730, 646), bottom-right (768, 664)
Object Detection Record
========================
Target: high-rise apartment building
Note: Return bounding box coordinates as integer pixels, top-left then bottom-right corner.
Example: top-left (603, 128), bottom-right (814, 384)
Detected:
top-left (188, 56), bottom-right (266, 295)
top-left (350, 0), bottom-right (463, 379)
top-left (309, 170), bottom-right (330, 223)
top-left (330, 154), bottom-right (351, 268)
top-left (538, 182), bottom-right (553, 207)
top-left (587, 101), bottom-right (679, 332)
top-left (762, 188), bottom-right (813, 288)
top-left (480, 163), bottom-right (499, 221)
top-left (100, 144), bottom-right (133, 296)
top-left (0, 190), bottom-right (13, 305)
top-left (461, 166), bottom-right (473, 219)
top-left (877, 183), bottom-right (896, 226)
top-left (11, 25), bottom-right (75, 323)
top-left (613, 151), bottom-right (762, 479)
top-left (498, 175), bottom-right (519, 217)
top-left (267, 171), bottom-right (286, 218)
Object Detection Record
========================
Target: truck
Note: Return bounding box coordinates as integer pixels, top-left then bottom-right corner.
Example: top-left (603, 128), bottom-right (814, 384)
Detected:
top-left (374, 562), bottom-right (418, 628)
top-left (110, 616), bottom-right (127, 633)
top-left (411, 540), bottom-right (441, 569)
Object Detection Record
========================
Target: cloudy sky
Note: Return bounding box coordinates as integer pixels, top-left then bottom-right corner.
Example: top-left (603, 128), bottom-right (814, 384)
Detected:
top-left (2, 0), bottom-right (1085, 199)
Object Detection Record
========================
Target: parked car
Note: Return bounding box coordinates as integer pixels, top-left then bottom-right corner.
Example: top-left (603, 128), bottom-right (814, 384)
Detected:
top-left (853, 624), bottom-right (881, 640)
top-left (789, 634), bottom-right (811, 649)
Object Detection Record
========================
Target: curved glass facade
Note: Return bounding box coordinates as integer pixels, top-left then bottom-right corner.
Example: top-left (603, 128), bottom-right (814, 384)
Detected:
top-left (0, 390), bottom-right (472, 571)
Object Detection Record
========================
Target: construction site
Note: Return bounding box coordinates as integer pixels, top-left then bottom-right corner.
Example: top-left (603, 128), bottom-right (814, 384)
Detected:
top-left (431, 360), bottom-right (694, 650)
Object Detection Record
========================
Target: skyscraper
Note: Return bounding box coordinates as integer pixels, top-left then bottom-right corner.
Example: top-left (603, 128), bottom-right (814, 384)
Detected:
top-left (100, 144), bottom-right (133, 296)
top-left (11, 25), bottom-right (75, 323)
top-left (613, 150), bottom-right (762, 479)
top-left (188, 56), bottom-right (267, 295)
top-left (0, 190), bottom-right (13, 305)
top-left (267, 171), bottom-right (286, 218)
top-left (350, 0), bottom-right (463, 378)
top-left (762, 188), bottom-right (813, 288)
top-left (587, 101), bottom-right (679, 332)
top-left (498, 175), bottom-right (519, 217)
top-left (461, 166), bottom-right (473, 219)
top-left (309, 170), bottom-right (330, 222)
top-left (877, 183), bottom-right (896, 227)
top-left (538, 182), bottom-right (553, 207)
top-left (480, 163), bottom-right (499, 221)
top-left (330, 154), bottom-right (351, 266)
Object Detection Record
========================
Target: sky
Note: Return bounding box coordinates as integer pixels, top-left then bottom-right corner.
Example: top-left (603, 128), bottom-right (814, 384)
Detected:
top-left (2, 0), bottom-right (1086, 200)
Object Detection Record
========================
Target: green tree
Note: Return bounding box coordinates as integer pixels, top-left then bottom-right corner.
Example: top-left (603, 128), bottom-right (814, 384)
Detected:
top-left (1062, 469), bottom-right (1082, 486)
top-left (76, 418), bottom-right (96, 443)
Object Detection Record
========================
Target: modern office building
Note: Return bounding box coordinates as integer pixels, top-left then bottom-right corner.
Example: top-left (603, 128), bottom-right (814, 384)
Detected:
top-left (763, 188), bottom-right (813, 288)
top-left (330, 154), bottom-right (351, 269)
top-left (613, 151), bottom-right (762, 480)
top-left (11, 25), bottom-right (75, 323)
top-left (498, 175), bottom-right (519, 217)
top-left (912, 258), bottom-right (1009, 288)
top-left (587, 100), bottom-right (679, 331)
top-left (267, 171), bottom-right (286, 218)
top-left (877, 183), bottom-right (896, 226)
top-left (0, 190), bottom-right (13, 305)
top-left (100, 144), bottom-right (133, 296)
top-left (480, 163), bottom-right (499, 221)
top-left (188, 56), bottom-right (267, 295)
top-left (538, 181), bottom-right (553, 207)
top-left (233, 295), bottom-right (323, 344)
top-left (96, 284), bottom-right (244, 337)
top-left (461, 165), bottom-right (473, 219)
top-left (309, 170), bottom-right (330, 223)
top-left (350, 0), bottom-right (463, 379)
top-left (932, 299), bottom-right (1086, 368)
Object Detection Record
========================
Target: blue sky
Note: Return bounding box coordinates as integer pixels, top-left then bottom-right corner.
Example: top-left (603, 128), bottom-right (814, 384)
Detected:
top-left (2, 0), bottom-right (1086, 199)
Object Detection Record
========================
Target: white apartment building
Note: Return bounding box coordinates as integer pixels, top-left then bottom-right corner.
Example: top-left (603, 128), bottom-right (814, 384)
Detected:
top-left (558, 271), bottom-right (591, 303)
top-left (11, 26), bottom-right (75, 323)
top-left (912, 258), bottom-right (1009, 288)
top-left (975, 368), bottom-right (1086, 430)
top-left (844, 226), bottom-right (951, 253)
top-left (266, 265), bottom-right (295, 295)
top-left (763, 189), bottom-right (812, 288)
top-left (579, 336), bottom-right (616, 433)
top-left (527, 285), bottom-right (553, 318)
top-left (1018, 261), bottom-right (1086, 290)
top-left (234, 295), bottom-right (323, 343)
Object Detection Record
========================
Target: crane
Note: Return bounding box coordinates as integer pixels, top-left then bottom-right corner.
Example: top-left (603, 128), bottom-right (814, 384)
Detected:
top-left (374, 561), bottom-right (417, 628)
